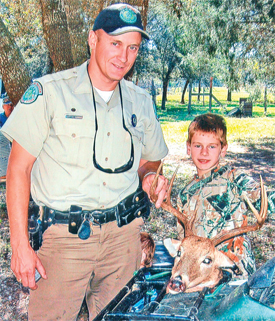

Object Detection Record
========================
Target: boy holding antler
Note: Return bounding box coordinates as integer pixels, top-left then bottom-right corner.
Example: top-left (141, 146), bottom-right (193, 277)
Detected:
top-left (176, 113), bottom-right (274, 278)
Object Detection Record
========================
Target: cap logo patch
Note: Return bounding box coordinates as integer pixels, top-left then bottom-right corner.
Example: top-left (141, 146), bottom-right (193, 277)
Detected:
top-left (20, 81), bottom-right (43, 104)
top-left (120, 7), bottom-right (137, 24)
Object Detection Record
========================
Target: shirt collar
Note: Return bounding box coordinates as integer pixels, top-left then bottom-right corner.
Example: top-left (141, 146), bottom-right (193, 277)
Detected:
top-left (194, 165), bottom-right (221, 180)
top-left (73, 60), bottom-right (92, 94)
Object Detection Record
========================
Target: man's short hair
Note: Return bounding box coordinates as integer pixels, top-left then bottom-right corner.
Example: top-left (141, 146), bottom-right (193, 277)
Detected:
top-left (187, 113), bottom-right (227, 147)
top-left (93, 3), bottom-right (149, 40)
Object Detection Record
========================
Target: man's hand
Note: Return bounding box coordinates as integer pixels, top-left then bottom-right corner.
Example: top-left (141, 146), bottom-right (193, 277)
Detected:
top-left (142, 173), bottom-right (168, 208)
top-left (11, 242), bottom-right (47, 290)
top-left (138, 159), bottom-right (168, 208)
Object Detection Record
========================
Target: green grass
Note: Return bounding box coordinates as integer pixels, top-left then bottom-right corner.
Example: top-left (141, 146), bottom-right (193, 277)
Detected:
top-left (157, 89), bottom-right (275, 146)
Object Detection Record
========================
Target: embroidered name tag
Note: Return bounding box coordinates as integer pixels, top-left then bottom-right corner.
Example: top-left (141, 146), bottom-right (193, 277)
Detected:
top-left (65, 115), bottom-right (83, 119)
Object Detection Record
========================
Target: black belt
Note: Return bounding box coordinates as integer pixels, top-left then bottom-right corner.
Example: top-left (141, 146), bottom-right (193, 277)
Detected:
top-left (41, 185), bottom-right (150, 239)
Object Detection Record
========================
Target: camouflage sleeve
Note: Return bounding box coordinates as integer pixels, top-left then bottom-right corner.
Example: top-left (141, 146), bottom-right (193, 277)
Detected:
top-left (217, 169), bottom-right (258, 277)
top-left (176, 194), bottom-right (185, 239)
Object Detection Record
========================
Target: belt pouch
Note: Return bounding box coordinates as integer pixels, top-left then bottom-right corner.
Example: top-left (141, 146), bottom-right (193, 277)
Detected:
top-left (69, 205), bottom-right (83, 234)
top-left (139, 193), bottom-right (150, 220)
top-left (116, 190), bottom-right (151, 227)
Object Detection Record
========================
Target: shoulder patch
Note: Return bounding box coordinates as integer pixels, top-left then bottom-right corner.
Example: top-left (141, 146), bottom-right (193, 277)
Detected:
top-left (20, 81), bottom-right (43, 104)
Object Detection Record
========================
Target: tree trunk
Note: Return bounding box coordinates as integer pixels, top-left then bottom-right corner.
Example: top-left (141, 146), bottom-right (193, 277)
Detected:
top-left (0, 18), bottom-right (31, 105)
top-left (264, 85), bottom-right (267, 115)
top-left (39, 0), bottom-right (74, 72)
top-left (227, 89), bottom-right (232, 101)
top-left (127, 0), bottom-right (149, 28)
top-left (64, 0), bottom-right (89, 66)
top-left (161, 78), bottom-right (169, 110)
top-left (197, 80), bottom-right (201, 101)
top-left (188, 81), bottom-right (192, 114)
top-left (151, 79), bottom-right (157, 108)
top-left (181, 79), bottom-right (189, 104)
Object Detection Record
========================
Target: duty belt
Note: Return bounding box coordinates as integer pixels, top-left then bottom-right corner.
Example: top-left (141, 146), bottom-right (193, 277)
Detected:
top-left (41, 186), bottom-right (150, 240)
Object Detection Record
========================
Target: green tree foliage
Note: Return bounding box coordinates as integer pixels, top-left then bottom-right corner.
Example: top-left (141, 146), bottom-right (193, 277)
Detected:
top-left (141, 0), bottom-right (182, 110)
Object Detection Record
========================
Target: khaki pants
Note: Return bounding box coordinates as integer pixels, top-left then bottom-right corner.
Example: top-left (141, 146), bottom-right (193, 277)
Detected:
top-left (28, 217), bottom-right (143, 321)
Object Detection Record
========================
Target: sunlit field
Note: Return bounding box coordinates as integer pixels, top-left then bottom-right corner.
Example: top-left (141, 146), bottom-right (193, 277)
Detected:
top-left (156, 89), bottom-right (275, 147)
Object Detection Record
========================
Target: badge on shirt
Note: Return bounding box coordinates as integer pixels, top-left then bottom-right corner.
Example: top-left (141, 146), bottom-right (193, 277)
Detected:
top-left (20, 81), bottom-right (43, 104)
top-left (131, 114), bottom-right (137, 127)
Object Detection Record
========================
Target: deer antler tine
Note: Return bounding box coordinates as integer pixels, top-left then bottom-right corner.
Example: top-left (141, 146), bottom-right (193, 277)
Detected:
top-left (242, 194), bottom-right (261, 222)
top-left (166, 166), bottom-right (179, 205)
top-left (242, 176), bottom-right (268, 226)
top-left (149, 162), bottom-right (164, 200)
top-left (259, 175), bottom-right (268, 226)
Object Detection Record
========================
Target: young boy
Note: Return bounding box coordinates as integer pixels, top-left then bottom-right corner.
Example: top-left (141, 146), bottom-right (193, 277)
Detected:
top-left (177, 113), bottom-right (265, 278)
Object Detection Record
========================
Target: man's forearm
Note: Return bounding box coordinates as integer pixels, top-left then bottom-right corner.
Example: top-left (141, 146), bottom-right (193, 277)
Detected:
top-left (6, 141), bottom-right (35, 249)
top-left (7, 164), bottom-right (31, 248)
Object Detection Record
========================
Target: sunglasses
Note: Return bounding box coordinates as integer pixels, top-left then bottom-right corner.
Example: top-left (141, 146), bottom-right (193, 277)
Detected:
top-left (92, 82), bottom-right (134, 174)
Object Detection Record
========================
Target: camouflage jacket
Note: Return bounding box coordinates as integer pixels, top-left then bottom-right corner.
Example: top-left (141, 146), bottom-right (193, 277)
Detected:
top-left (177, 165), bottom-right (274, 278)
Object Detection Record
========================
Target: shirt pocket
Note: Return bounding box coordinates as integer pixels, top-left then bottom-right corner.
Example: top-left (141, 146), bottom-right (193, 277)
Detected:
top-left (51, 117), bottom-right (95, 168)
top-left (128, 127), bottom-right (145, 160)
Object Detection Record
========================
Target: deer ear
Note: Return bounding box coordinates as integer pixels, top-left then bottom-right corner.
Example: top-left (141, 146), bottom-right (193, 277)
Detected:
top-left (164, 238), bottom-right (181, 258)
top-left (216, 250), bottom-right (235, 268)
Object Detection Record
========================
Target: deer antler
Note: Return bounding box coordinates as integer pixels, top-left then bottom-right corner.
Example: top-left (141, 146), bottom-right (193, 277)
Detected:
top-left (211, 176), bottom-right (268, 247)
top-left (150, 163), bottom-right (194, 236)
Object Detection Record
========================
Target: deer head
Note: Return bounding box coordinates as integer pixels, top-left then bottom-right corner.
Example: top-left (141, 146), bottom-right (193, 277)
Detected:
top-left (150, 163), bottom-right (268, 294)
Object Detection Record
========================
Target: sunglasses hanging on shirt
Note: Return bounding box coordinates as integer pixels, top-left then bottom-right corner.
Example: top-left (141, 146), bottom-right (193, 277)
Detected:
top-left (91, 82), bottom-right (134, 174)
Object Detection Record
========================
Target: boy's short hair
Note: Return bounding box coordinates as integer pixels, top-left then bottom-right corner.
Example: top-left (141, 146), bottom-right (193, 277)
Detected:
top-left (187, 113), bottom-right (227, 147)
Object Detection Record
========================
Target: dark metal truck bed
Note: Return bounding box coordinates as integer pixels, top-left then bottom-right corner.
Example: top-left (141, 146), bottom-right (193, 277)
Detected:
top-left (93, 242), bottom-right (275, 321)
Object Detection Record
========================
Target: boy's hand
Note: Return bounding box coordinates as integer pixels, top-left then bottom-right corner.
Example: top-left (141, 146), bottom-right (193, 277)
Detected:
top-left (142, 173), bottom-right (168, 208)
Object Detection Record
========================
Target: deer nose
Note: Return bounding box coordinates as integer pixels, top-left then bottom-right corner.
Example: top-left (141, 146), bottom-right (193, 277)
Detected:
top-left (168, 275), bottom-right (186, 293)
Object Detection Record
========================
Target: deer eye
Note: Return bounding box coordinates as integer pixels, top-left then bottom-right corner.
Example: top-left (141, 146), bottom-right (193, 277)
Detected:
top-left (202, 258), bottom-right (212, 265)
top-left (177, 250), bottom-right (181, 257)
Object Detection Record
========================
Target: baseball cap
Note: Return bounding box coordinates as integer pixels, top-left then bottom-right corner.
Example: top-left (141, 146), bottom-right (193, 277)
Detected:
top-left (93, 3), bottom-right (149, 40)
top-left (2, 93), bottom-right (12, 105)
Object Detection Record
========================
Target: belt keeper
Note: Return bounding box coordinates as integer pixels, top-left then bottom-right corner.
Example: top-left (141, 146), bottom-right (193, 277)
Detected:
top-left (115, 207), bottom-right (122, 228)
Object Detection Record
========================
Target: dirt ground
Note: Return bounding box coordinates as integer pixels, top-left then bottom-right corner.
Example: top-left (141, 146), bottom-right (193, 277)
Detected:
top-left (0, 139), bottom-right (274, 320)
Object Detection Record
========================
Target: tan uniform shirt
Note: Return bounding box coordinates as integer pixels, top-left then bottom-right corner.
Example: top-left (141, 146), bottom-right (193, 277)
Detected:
top-left (2, 61), bottom-right (168, 211)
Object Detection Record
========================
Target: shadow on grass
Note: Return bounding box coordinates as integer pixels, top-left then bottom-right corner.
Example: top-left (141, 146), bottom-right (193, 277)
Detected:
top-left (225, 137), bottom-right (275, 186)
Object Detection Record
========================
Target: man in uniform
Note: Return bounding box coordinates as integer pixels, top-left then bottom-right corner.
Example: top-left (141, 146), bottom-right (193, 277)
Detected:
top-left (0, 94), bottom-right (14, 127)
top-left (1, 4), bottom-right (168, 320)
